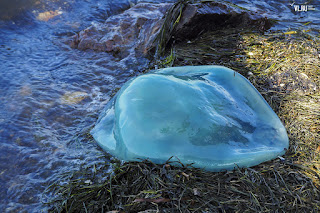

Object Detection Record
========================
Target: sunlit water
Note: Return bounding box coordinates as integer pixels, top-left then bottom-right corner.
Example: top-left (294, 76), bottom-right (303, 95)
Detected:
top-left (0, 0), bottom-right (319, 211)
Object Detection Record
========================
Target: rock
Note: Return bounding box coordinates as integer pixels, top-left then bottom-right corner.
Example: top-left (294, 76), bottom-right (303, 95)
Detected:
top-left (70, 2), bottom-right (272, 59)
top-left (171, 2), bottom-right (272, 42)
top-left (70, 3), bottom-right (172, 58)
top-left (19, 84), bottom-right (32, 96)
top-left (36, 10), bottom-right (63, 22)
top-left (60, 91), bottom-right (88, 105)
top-left (91, 66), bottom-right (289, 171)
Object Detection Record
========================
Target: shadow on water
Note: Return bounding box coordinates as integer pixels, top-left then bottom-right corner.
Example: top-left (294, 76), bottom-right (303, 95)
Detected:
top-left (0, 0), bottom-right (37, 20)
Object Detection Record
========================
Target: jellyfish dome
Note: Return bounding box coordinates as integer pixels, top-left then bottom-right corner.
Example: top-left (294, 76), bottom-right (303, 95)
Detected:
top-left (91, 65), bottom-right (289, 171)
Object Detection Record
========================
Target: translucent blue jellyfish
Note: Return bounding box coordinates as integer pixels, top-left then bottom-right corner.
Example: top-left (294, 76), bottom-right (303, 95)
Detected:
top-left (91, 66), bottom-right (289, 171)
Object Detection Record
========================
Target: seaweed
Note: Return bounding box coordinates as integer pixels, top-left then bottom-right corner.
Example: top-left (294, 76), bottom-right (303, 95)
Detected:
top-left (154, 0), bottom-right (189, 57)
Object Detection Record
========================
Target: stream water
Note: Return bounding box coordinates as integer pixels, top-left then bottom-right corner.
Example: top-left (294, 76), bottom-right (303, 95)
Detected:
top-left (0, 0), bottom-right (319, 212)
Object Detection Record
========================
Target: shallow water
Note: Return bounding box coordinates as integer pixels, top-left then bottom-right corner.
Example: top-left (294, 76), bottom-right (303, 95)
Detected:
top-left (232, 0), bottom-right (320, 30)
top-left (0, 0), bottom-right (319, 211)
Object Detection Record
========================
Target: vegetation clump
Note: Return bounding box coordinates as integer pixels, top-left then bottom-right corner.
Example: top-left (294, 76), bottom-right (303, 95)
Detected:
top-left (48, 157), bottom-right (319, 212)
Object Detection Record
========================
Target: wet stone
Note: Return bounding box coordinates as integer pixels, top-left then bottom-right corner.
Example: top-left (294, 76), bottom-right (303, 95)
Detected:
top-left (69, 3), bottom-right (172, 58)
top-left (91, 66), bottom-right (289, 171)
top-left (69, 2), bottom-right (271, 60)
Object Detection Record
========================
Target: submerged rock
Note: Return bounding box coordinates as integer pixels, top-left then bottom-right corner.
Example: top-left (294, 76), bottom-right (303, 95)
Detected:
top-left (36, 10), bottom-right (63, 22)
top-left (91, 66), bottom-right (289, 171)
top-left (60, 91), bottom-right (88, 105)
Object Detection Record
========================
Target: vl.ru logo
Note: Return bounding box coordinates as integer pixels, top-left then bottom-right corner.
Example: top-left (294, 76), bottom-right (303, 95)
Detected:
top-left (290, 2), bottom-right (316, 12)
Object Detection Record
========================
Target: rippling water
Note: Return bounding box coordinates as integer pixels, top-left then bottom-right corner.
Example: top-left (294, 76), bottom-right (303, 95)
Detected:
top-left (233, 0), bottom-right (320, 29)
top-left (0, 0), bottom-right (319, 211)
